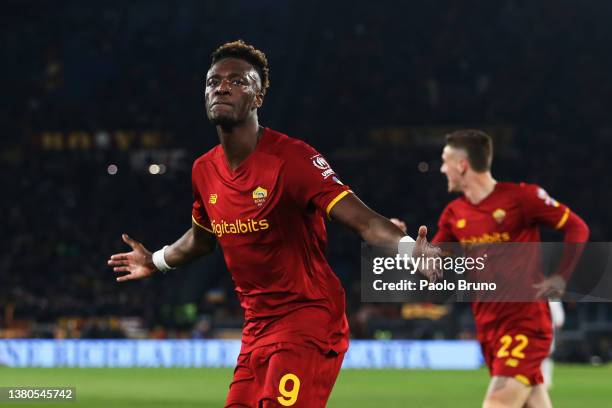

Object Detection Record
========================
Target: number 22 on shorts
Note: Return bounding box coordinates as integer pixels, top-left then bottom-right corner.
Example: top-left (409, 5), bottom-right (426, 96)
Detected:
top-left (497, 334), bottom-right (529, 359)
top-left (277, 373), bottom-right (301, 406)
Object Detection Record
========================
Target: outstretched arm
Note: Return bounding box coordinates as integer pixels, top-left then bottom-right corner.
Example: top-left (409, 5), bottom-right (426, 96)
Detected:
top-left (330, 193), bottom-right (406, 246)
top-left (330, 193), bottom-right (441, 281)
top-left (108, 221), bottom-right (216, 282)
top-left (281, 141), bottom-right (440, 279)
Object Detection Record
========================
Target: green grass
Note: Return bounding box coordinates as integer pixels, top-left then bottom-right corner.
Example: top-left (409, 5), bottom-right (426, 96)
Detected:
top-left (0, 365), bottom-right (609, 407)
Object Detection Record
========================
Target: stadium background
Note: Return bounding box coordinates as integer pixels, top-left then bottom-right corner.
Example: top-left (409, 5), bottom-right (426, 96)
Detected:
top-left (2, 0), bottom-right (611, 406)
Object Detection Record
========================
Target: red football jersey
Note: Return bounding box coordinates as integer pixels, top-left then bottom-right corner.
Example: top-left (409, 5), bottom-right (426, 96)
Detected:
top-left (191, 128), bottom-right (351, 354)
top-left (432, 182), bottom-right (571, 329)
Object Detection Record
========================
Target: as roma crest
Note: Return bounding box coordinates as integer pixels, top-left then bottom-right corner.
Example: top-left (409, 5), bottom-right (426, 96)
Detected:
top-left (492, 208), bottom-right (506, 224)
top-left (252, 186), bottom-right (268, 207)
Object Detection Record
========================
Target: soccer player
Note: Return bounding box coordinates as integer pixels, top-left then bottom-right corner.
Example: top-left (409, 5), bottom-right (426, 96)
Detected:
top-left (108, 40), bottom-right (437, 407)
top-left (433, 130), bottom-right (589, 408)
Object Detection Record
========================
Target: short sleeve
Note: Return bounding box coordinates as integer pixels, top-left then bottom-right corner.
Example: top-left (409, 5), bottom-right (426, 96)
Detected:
top-left (519, 183), bottom-right (570, 230)
top-left (432, 204), bottom-right (457, 244)
top-left (284, 141), bottom-right (351, 218)
top-left (191, 163), bottom-right (213, 233)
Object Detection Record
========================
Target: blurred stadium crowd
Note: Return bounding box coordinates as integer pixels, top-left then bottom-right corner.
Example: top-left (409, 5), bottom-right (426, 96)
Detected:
top-left (2, 1), bottom-right (611, 362)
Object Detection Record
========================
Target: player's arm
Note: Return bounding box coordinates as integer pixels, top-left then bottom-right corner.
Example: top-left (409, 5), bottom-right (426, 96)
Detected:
top-left (329, 193), bottom-right (437, 252)
top-left (109, 159), bottom-right (217, 282)
top-left (329, 193), bottom-right (405, 246)
top-left (330, 193), bottom-right (441, 281)
top-left (108, 223), bottom-right (216, 282)
top-left (166, 221), bottom-right (217, 266)
top-left (557, 210), bottom-right (590, 244)
top-left (286, 140), bottom-right (439, 277)
top-left (533, 209), bottom-right (589, 297)
top-left (521, 184), bottom-right (590, 297)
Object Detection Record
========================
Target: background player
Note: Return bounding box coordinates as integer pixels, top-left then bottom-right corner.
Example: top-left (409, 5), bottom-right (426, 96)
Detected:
top-left (433, 129), bottom-right (589, 408)
top-left (107, 40), bottom-right (438, 407)
top-left (542, 300), bottom-right (565, 389)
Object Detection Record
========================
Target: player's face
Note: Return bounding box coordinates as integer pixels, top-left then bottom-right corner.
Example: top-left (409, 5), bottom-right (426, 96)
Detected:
top-left (440, 145), bottom-right (467, 193)
top-left (205, 58), bottom-right (263, 127)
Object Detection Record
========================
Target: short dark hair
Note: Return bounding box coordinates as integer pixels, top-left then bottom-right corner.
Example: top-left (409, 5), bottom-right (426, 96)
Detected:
top-left (445, 129), bottom-right (493, 172)
top-left (211, 40), bottom-right (270, 95)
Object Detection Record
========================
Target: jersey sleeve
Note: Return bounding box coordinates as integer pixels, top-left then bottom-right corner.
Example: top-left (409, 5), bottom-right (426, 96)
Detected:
top-left (191, 162), bottom-right (213, 233)
top-left (432, 204), bottom-right (457, 244)
top-left (519, 183), bottom-right (570, 230)
top-left (284, 140), bottom-right (351, 219)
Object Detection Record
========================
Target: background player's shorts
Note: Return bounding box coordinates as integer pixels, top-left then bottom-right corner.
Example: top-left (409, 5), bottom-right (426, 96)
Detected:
top-left (225, 342), bottom-right (344, 408)
top-left (479, 324), bottom-right (552, 386)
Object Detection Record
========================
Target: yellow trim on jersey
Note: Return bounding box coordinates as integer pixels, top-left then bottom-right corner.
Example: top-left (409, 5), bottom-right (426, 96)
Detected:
top-left (555, 208), bottom-right (570, 230)
top-left (192, 215), bottom-right (214, 233)
top-left (326, 190), bottom-right (351, 220)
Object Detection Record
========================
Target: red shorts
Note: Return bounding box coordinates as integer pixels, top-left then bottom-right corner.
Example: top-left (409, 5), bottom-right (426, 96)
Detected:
top-left (479, 324), bottom-right (552, 386)
top-left (225, 342), bottom-right (344, 408)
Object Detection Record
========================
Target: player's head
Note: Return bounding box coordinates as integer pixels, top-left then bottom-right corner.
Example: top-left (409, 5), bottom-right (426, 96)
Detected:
top-left (441, 129), bottom-right (493, 192)
top-left (205, 40), bottom-right (270, 128)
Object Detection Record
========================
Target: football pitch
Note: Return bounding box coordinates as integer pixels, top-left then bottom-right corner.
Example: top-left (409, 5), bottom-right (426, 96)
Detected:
top-left (0, 365), bottom-right (609, 407)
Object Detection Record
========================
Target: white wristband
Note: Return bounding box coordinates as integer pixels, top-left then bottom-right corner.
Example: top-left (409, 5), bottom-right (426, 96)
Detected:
top-left (152, 245), bottom-right (174, 273)
top-left (398, 235), bottom-right (416, 255)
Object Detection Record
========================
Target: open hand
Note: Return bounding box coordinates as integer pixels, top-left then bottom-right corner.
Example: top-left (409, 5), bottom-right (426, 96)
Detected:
top-left (533, 275), bottom-right (566, 299)
top-left (107, 234), bottom-right (156, 282)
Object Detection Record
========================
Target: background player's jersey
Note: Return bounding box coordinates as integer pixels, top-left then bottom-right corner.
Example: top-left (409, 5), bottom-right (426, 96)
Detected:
top-left (431, 182), bottom-right (570, 330)
top-left (191, 128), bottom-right (350, 354)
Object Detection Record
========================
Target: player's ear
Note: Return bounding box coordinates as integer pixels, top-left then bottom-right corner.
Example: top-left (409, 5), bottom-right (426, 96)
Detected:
top-left (254, 91), bottom-right (264, 109)
top-left (459, 158), bottom-right (469, 175)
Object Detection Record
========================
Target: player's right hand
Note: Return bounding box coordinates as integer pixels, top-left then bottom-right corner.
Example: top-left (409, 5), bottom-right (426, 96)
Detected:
top-left (107, 234), bottom-right (157, 282)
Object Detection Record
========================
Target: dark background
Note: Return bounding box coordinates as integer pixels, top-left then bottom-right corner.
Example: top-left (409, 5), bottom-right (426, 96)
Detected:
top-left (2, 0), bottom-right (611, 361)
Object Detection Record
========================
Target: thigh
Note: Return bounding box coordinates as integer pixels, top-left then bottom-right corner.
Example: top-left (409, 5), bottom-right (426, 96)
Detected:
top-left (252, 343), bottom-right (344, 408)
top-left (483, 376), bottom-right (531, 408)
top-left (525, 384), bottom-right (553, 408)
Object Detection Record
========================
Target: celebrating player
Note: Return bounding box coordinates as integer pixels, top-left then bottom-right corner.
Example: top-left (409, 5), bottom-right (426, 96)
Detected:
top-left (108, 40), bottom-right (437, 407)
top-left (433, 130), bottom-right (589, 408)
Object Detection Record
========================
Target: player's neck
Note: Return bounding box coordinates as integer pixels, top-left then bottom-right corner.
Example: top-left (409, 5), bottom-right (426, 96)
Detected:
top-left (217, 117), bottom-right (262, 171)
top-left (464, 172), bottom-right (497, 205)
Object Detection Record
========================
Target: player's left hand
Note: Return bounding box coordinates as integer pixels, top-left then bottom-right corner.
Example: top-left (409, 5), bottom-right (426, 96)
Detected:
top-left (533, 275), bottom-right (567, 299)
top-left (413, 225), bottom-right (443, 283)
